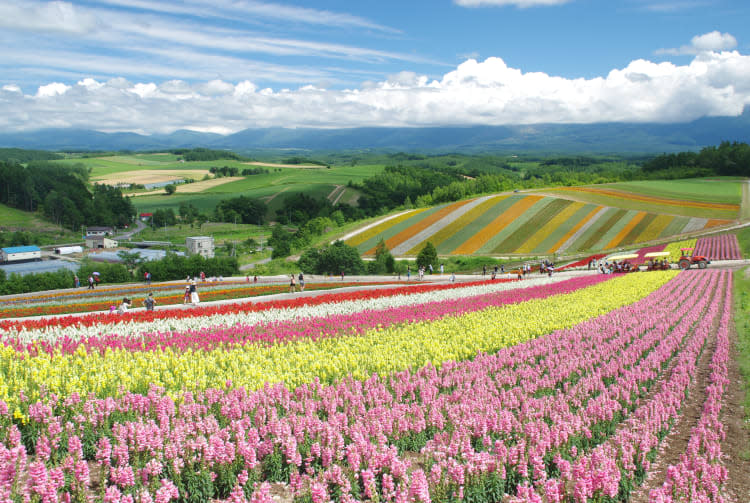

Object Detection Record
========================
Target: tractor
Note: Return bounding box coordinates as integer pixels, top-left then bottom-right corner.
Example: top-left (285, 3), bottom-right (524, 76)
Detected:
top-left (678, 248), bottom-right (710, 270)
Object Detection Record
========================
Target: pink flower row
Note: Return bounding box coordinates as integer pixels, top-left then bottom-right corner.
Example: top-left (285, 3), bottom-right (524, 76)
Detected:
top-left (649, 273), bottom-right (733, 502)
top-left (0, 271), bottom-right (729, 503)
top-left (694, 234), bottom-right (741, 261)
top-left (422, 270), bottom-right (726, 503)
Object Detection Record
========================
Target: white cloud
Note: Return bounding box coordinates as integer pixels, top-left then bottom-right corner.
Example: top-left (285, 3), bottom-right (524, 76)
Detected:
top-left (454, 0), bottom-right (571, 7)
top-left (36, 82), bottom-right (70, 97)
top-left (2, 49), bottom-right (749, 134)
top-left (95, 0), bottom-right (400, 33)
top-left (0, 0), bottom-right (101, 35)
top-left (657, 30), bottom-right (737, 55)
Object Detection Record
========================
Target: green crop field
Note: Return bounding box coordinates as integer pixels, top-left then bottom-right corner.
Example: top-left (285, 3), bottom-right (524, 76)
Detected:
top-left (130, 163), bottom-right (384, 219)
top-left (536, 179), bottom-right (742, 220)
top-left (603, 178), bottom-right (742, 204)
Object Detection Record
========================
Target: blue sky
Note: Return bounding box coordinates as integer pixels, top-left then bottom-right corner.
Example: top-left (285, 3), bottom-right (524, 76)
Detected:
top-left (1, 0), bottom-right (749, 134)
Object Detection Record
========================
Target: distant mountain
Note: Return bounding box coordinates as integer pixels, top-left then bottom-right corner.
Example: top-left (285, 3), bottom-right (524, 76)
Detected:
top-left (0, 109), bottom-right (747, 153)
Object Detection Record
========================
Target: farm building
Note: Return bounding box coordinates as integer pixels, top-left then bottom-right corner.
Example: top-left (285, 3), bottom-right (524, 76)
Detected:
top-left (139, 212), bottom-right (153, 222)
top-left (1, 245), bottom-right (42, 263)
top-left (54, 246), bottom-right (84, 255)
top-left (85, 226), bottom-right (114, 237)
top-left (85, 236), bottom-right (118, 249)
top-left (186, 236), bottom-right (214, 258)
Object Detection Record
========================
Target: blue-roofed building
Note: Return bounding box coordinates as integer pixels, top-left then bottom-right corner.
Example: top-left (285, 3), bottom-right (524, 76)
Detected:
top-left (1, 245), bottom-right (42, 263)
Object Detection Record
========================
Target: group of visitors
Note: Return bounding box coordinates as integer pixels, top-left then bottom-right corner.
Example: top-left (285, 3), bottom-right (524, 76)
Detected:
top-left (289, 272), bottom-right (305, 293)
top-left (110, 292), bottom-right (157, 314)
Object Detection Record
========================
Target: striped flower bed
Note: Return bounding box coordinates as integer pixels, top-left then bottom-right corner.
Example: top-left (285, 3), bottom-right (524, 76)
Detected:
top-left (1, 268), bottom-right (736, 503)
top-left (346, 192), bottom-right (731, 257)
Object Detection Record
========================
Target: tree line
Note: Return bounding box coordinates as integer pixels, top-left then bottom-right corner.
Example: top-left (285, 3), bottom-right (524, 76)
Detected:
top-left (642, 141), bottom-right (750, 178)
top-left (0, 161), bottom-right (135, 230)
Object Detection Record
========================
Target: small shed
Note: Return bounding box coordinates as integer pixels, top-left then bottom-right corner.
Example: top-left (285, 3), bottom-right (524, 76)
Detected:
top-left (55, 246), bottom-right (84, 255)
top-left (1, 245), bottom-right (42, 263)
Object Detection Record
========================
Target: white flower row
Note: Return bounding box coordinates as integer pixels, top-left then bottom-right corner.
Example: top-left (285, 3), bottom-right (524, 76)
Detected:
top-left (4, 275), bottom-right (574, 346)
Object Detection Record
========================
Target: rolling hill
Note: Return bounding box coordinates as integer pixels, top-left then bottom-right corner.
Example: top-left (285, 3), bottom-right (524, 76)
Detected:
top-left (345, 179), bottom-right (742, 257)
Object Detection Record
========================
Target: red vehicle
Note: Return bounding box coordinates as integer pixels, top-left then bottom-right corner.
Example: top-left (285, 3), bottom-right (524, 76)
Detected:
top-left (678, 248), bottom-right (710, 270)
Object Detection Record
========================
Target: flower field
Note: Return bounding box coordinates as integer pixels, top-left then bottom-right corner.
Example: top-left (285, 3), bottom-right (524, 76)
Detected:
top-left (694, 234), bottom-right (742, 260)
top-left (0, 268), bottom-right (740, 503)
top-left (0, 281), bottom-right (395, 319)
top-left (345, 193), bottom-right (733, 257)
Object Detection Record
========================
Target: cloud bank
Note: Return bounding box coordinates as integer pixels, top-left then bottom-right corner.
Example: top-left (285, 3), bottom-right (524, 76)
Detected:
top-left (2, 48), bottom-right (749, 134)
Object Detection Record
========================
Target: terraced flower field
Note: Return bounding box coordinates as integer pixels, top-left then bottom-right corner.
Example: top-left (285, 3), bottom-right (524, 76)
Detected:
top-left (347, 193), bottom-right (733, 256)
top-left (1, 268), bottom-right (743, 503)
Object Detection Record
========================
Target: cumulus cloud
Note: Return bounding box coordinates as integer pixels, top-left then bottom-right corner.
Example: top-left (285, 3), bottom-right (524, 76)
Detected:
top-left (454, 0), bottom-right (571, 7)
top-left (1, 49), bottom-right (749, 134)
top-left (36, 82), bottom-right (71, 97)
top-left (657, 30), bottom-right (737, 55)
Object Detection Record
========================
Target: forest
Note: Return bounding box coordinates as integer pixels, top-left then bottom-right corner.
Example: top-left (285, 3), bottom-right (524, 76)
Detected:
top-left (0, 161), bottom-right (135, 230)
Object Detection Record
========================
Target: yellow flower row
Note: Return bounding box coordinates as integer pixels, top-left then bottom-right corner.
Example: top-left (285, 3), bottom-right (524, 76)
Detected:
top-left (0, 271), bottom-right (677, 415)
top-left (663, 238), bottom-right (697, 262)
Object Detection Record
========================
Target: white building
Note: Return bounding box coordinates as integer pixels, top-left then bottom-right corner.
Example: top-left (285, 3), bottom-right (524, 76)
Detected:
top-left (85, 236), bottom-right (119, 249)
top-left (1, 246), bottom-right (42, 263)
top-left (186, 236), bottom-right (214, 258)
top-left (85, 226), bottom-right (114, 237)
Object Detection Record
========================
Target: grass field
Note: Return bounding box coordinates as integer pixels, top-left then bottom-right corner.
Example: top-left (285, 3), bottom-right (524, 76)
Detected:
top-left (0, 203), bottom-right (80, 244)
top-left (733, 267), bottom-right (750, 460)
top-left (536, 178), bottom-right (743, 219)
top-left (604, 178), bottom-right (742, 204)
top-left (137, 221), bottom-right (269, 246)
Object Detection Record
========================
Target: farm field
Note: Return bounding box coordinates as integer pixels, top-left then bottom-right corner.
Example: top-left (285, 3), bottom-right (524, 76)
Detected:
top-left (347, 192), bottom-right (735, 257)
top-left (0, 267), bottom-right (747, 502)
top-left (52, 154), bottom-right (383, 219)
top-left (128, 163), bottom-right (383, 218)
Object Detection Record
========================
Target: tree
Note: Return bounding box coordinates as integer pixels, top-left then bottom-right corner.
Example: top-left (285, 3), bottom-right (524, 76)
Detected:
top-left (164, 184), bottom-right (177, 195)
top-left (369, 239), bottom-right (395, 274)
top-left (416, 241), bottom-right (438, 271)
top-left (316, 241), bottom-right (365, 275)
top-left (117, 250), bottom-right (142, 273)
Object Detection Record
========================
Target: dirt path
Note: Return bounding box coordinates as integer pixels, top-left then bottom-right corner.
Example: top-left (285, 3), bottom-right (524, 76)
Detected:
top-left (263, 186), bottom-right (289, 204)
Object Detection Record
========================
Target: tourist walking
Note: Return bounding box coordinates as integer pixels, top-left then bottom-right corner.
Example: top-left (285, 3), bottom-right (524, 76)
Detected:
top-left (142, 292), bottom-right (156, 311)
top-left (88, 275), bottom-right (95, 289)
top-left (298, 272), bottom-right (305, 292)
top-left (290, 274), bottom-right (296, 293)
top-left (74, 275), bottom-right (80, 288)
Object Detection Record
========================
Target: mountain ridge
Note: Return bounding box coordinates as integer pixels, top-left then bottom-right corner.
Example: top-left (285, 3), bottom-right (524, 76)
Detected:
top-left (0, 110), bottom-right (747, 153)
